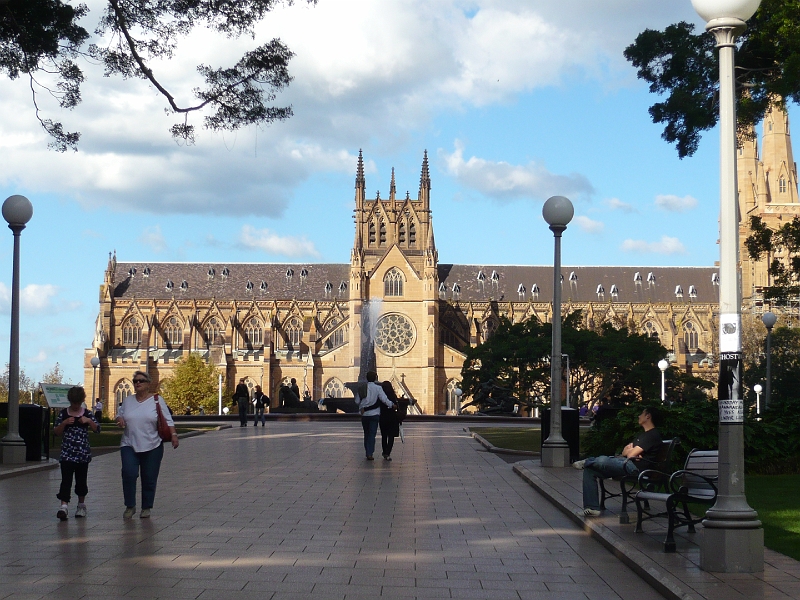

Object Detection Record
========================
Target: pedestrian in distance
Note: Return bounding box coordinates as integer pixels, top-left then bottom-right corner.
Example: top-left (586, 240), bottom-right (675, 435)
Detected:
top-left (53, 386), bottom-right (100, 520)
top-left (93, 398), bottom-right (103, 423)
top-left (379, 381), bottom-right (400, 461)
top-left (358, 371), bottom-right (395, 460)
top-left (234, 378), bottom-right (250, 427)
top-left (116, 371), bottom-right (179, 519)
top-left (253, 385), bottom-right (268, 426)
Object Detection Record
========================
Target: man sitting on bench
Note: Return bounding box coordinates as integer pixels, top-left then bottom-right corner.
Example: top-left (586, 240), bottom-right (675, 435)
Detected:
top-left (573, 406), bottom-right (663, 517)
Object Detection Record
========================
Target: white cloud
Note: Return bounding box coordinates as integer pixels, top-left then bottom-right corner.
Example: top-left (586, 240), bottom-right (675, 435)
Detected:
top-left (620, 236), bottom-right (687, 255)
top-left (239, 225), bottom-right (320, 258)
top-left (655, 194), bottom-right (698, 212)
top-left (441, 141), bottom-right (594, 202)
top-left (0, 283), bottom-right (64, 315)
top-left (575, 216), bottom-right (604, 234)
top-left (140, 226), bottom-right (168, 253)
top-left (26, 350), bottom-right (48, 364)
top-left (606, 198), bottom-right (637, 213)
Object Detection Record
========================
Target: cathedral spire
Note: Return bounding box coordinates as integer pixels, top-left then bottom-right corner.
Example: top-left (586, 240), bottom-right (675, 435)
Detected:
top-left (418, 150), bottom-right (430, 206)
top-left (355, 149), bottom-right (365, 209)
top-left (389, 167), bottom-right (396, 207)
top-left (761, 102), bottom-right (798, 204)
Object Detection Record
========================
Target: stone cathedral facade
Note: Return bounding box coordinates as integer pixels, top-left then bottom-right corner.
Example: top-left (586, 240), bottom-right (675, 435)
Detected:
top-left (81, 112), bottom-right (800, 417)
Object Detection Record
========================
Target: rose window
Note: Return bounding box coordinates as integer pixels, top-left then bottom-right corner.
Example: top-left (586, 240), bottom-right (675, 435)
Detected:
top-left (374, 313), bottom-right (415, 356)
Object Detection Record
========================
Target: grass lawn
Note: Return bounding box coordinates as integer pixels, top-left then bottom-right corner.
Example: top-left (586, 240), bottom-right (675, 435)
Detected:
top-left (470, 427), bottom-right (542, 452)
top-left (746, 475), bottom-right (800, 561)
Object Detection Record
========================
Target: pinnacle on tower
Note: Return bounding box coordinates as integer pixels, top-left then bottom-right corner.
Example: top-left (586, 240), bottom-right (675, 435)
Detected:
top-left (356, 149), bottom-right (365, 189)
top-left (419, 150), bottom-right (430, 192)
top-left (390, 167), bottom-right (396, 203)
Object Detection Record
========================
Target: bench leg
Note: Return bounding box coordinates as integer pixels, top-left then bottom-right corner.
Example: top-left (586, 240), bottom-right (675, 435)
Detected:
top-left (634, 499), bottom-right (644, 533)
top-left (682, 502), bottom-right (696, 533)
top-left (619, 481), bottom-right (630, 524)
top-left (664, 498), bottom-right (678, 552)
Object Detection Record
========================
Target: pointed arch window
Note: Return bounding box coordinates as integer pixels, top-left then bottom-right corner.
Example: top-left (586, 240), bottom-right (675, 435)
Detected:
top-left (446, 380), bottom-right (461, 413)
top-left (123, 317), bottom-right (141, 346)
top-left (164, 316), bottom-right (182, 347)
top-left (115, 379), bottom-right (133, 407)
top-left (204, 317), bottom-right (223, 346)
top-left (409, 221), bottom-right (416, 246)
top-left (368, 221), bottom-right (376, 246)
top-left (399, 222), bottom-right (406, 245)
top-left (684, 321), bottom-right (699, 350)
top-left (384, 267), bottom-right (404, 297)
top-left (643, 321), bottom-right (659, 341)
top-left (379, 220), bottom-right (387, 246)
top-left (481, 318), bottom-right (498, 342)
top-left (285, 317), bottom-right (302, 350)
top-left (779, 177), bottom-right (787, 193)
top-left (244, 318), bottom-right (263, 348)
top-left (324, 377), bottom-right (345, 399)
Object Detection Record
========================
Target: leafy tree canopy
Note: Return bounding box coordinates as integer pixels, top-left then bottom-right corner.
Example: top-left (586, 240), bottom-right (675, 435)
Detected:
top-left (0, 0), bottom-right (315, 150)
top-left (459, 313), bottom-right (706, 413)
top-left (624, 0), bottom-right (800, 158)
top-left (159, 352), bottom-right (221, 414)
top-left (744, 215), bottom-right (800, 301)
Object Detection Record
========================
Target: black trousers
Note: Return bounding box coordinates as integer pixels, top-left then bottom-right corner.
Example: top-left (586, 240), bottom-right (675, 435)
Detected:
top-left (380, 423), bottom-right (395, 456)
top-left (57, 461), bottom-right (89, 503)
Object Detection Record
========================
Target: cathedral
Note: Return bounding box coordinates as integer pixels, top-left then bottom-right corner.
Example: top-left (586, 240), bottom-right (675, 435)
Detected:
top-left (84, 106), bottom-right (797, 416)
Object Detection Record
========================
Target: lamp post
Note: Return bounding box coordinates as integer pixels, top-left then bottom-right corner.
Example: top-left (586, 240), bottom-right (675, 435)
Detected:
top-left (90, 356), bottom-right (100, 408)
top-left (541, 195), bottom-right (573, 468)
top-left (658, 359), bottom-right (669, 403)
top-left (0, 195), bottom-right (33, 464)
top-left (753, 383), bottom-right (762, 416)
top-left (562, 353), bottom-right (570, 408)
top-left (761, 311), bottom-right (776, 409)
top-left (691, 0), bottom-right (763, 573)
top-left (454, 388), bottom-right (463, 415)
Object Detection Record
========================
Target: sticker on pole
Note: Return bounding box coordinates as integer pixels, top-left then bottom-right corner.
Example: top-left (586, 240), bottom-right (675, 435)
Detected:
top-left (718, 351), bottom-right (743, 423)
top-left (719, 313), bottom-right (741, 353)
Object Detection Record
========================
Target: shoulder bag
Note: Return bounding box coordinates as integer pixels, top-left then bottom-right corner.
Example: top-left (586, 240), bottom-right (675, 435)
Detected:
top-left (154, 395), bottom-right (172, 442)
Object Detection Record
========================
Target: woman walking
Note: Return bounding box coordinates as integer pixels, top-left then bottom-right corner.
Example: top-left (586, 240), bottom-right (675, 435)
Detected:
top-left (379, 381), bottom-right (400, 461)
top-left (116, 371), bottom-right (178, 519)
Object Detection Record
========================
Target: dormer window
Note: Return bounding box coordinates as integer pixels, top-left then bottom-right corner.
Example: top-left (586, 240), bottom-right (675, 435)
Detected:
top-left (143, 266), bottom-right (150, 278)
top-left (286, 268), bottom-right (294, 281)
top-left (207, 267), bottom-right (215, 280)
top-left (689, 285), bottom-right (698, 299)
top-left (647, 272), bottom-right (656, 287)
top-left (675, 285), bottom-right (683, 298)
top-left (179, 280), bottom-right (188, 292)
top-left (338, 281), bottom-right (347, 295)
top-left (634, 272), bottom-right (642, 283)
top-left (221, 267), bottom-right (230, 280)
top-left (260, 281), bottom-right (267, 293)
top-left (531, 284), bottom-right (540, 299)
top-left (245, 280), bottom-right (254, 293)
top-left (490, 270), bottom-right (499, 283)
top-left (324, 281), bottom-right (333, 297)
top-left (300, 268), bottom-right (308, 280)
top-left (477, 271), bottom-right (486, 282)
top-left (165, 279), bottom-right (174, 291)
top-left (517, 284), bottom-right (526, 299)
top-left (610, 284), bottom-right (619, 300)
top-left (596, 284), bottom-right (604, 299)
top-left (438, 282), bottom-right (447, 299)
top-left (712, 273), bottom-right (720, 285)
top-left (128, 267), bottom-right (136, 278)
top-left (569, 271), bottom-right (577, 282)
top-left (452, 283), bottom-right (461, 300)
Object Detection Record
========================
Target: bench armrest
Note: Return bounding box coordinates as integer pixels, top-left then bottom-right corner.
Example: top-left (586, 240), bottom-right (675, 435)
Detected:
top-left (637, 468), bottom-right (670, 489)
top-left (667, 470), bottom-right (718, 498)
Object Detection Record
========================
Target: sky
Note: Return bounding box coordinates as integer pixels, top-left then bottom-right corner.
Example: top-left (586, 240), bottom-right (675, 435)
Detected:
top-left (0, 0), bottom-right (796, 386)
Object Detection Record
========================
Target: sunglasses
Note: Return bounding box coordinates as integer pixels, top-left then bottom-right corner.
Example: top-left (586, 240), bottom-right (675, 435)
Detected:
top-left (133, 379), bottom-right (148, 384)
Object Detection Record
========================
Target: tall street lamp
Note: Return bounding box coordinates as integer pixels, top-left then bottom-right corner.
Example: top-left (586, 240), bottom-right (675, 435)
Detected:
top-left (761, 311), bottom-right (776, 409)
top-left (0, 195), bottom-right (33, 465)
top-left (90, 356), bottom-right (101, 407)
top-left (541, 195), bottom-right (573, 468)
top-left (753, 383), bottom-right (762, 416)
top-left (658, 359), bottom-right (669, 403)
top-left (691, 0), bottom-right (763, 573)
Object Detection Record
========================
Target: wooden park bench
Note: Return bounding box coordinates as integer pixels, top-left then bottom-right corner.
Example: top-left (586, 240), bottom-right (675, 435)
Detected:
top-left (597, 437), bottom-right (680, 524)
top-left (634, 449), bottom-right (719, 552)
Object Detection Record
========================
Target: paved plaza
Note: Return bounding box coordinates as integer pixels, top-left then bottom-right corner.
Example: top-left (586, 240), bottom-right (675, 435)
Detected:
top-left (0, 421), bottom-right (665, 600)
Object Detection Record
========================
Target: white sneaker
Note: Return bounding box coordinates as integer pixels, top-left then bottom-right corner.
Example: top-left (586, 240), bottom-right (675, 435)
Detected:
top-left (572, 459), bottom-right (586, 470)
top-left (75, 504), bottom-right (87, 518)
top-left (57, 505), bottom-right (68, 521)
top-left (583, 508), bottom-right (601, 517)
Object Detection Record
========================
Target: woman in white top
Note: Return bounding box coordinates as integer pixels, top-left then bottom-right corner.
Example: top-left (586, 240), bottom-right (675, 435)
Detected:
top-left (116, 370), bottom-right (178, 519)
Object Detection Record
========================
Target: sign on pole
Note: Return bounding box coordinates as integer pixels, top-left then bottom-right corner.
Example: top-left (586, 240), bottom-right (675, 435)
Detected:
top-left (39, 384), bottom-right (74, 409)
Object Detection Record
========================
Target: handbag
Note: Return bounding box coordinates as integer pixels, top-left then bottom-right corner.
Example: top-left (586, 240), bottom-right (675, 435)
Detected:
top-left (154, 395), bottom-right (172, 442)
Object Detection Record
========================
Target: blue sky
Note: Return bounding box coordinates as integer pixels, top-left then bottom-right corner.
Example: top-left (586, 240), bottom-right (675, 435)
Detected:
top-left (0, 0), bottom-right (795, 385)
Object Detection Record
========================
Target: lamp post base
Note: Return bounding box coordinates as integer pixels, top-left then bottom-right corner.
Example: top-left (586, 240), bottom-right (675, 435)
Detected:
top-left (541, 444), bottom-right (571, 468)
top-left (700, 527), bottom-right (764, 572)
top-left (0, 441), bottom-right (26, 465)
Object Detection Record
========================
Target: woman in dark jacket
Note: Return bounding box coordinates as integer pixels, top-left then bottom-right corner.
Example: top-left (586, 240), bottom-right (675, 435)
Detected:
top-left (379, 381), bottom-right (400, 461)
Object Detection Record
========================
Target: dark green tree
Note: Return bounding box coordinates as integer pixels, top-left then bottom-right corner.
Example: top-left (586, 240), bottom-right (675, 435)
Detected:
top-left (0, 0), bottom-right (316, 150)
top-left (159, 353), bottom-right (221, 414)
top-left (744, 215), bottom-right (800, 301)
top-left (624, 0), bottom-right (800, 158)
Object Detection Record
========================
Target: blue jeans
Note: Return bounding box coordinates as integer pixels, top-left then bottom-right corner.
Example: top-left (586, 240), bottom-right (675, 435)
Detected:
top-left (361, 415), bottom-right (380, 457)
top-left (582, 455), bottom-right (638, 510)
top-left (121, 444), bottom-right (164, 509)
top-left (254, 406), bottom-right (265, 426)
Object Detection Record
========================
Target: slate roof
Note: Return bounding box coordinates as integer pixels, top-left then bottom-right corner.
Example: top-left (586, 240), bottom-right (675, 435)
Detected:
top-left (113, 262), bottom-right (719, 306)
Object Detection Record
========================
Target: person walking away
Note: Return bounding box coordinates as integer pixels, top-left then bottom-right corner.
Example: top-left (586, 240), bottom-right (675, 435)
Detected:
top-left (379, 381), bottom-right (400, 460)
top-left (253, 385), bottom-right (268, 426)
top-left (358, 371), bottom-right (394, 460)
top-left (93, 399), bottom-right (103, 423)
top-left (290, 378), bottom-right (300, 401)
top-left (53, 386), bottom-right (100, 520)
top-left (235, 378), bottom-right (250, 427)
top-left (116, 371), bottom-right (179, 519)
top-left (573, 406), bottom-right (663, 517)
